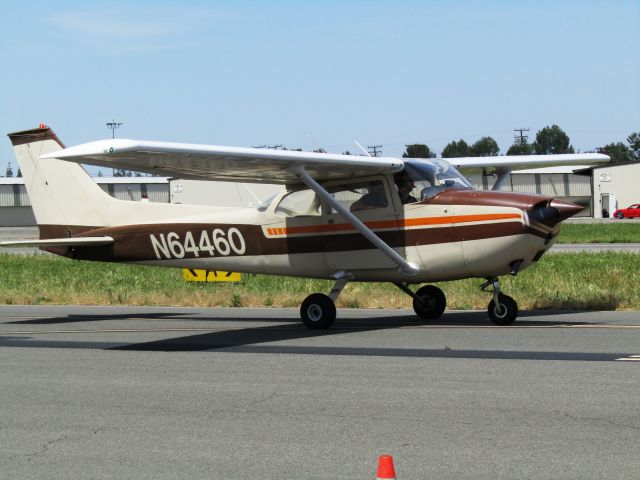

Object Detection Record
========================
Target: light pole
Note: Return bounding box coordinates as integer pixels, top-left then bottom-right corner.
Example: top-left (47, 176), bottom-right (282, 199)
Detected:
top-left (106, 120), bottom-right (122, 175)
top-left (106, 119), bottom-right (122, 139)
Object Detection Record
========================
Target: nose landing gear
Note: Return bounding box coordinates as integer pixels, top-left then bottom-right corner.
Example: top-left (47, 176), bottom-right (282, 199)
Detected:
top-left (481, 277), bottom-right (518, 325)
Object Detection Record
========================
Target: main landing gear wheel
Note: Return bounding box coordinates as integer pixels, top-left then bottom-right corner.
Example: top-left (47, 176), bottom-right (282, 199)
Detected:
top-left (488, 293), bottom-right (518, 326)
top-left (300, 293), bottom-right (336, 330)
top-left (413, 285), bottom-right (447, 319)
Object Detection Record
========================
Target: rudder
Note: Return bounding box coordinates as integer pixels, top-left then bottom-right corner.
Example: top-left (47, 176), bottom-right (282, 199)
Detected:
top-left (8, 126), bottom-right (118, 237)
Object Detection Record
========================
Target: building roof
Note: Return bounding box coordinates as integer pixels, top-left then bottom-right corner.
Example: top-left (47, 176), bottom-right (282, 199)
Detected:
top-left (94, 177), bottom-right (169, 184)
top-left (0, 176), bottom-right (169, 185)
top-left (515, 166), bottom-right (591, 174)
top-left (574, 161), bottom-right (640, 175)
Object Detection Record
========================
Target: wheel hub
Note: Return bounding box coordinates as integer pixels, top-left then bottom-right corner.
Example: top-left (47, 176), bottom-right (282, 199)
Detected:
top-left (494, 303), bottom-right (507, 318)
top-left (307, 304), bottom-right (323, 322)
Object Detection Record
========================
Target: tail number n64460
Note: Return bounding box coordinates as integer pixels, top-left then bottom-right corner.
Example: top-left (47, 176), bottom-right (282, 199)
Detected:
top-left (150, 228), bottom-right (246, 259)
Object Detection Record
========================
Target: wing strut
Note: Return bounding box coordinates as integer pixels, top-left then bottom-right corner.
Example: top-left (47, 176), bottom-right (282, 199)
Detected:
top-left (492, 171), bottom-right (510, 191)
top-left (291, 166), bottom-right (419, 275)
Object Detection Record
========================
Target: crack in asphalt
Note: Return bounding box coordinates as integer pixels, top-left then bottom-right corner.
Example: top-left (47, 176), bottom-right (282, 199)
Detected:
top-left (561, 412), bottom-right (640, 432)
top-left (8, 434), bottom-right (70, 461)
top-left (6, 428), bottom-right (106, 462)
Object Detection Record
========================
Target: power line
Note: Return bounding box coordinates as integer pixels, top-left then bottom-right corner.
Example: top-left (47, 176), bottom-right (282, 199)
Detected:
top-left (367, 145), bottom-right (383, 157)
top-left (513, 128), bottom-right (530, 145)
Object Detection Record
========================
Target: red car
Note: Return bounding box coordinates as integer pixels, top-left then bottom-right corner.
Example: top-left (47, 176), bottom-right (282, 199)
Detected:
top-left (614, 204), bottom-right (640, 219)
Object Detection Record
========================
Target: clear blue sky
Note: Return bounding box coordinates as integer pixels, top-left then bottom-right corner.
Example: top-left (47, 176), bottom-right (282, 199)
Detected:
top-left (1, 0), bottom-right (638, 175)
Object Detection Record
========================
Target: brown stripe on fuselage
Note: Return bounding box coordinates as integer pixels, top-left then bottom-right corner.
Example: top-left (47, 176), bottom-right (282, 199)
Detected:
top-left (425, 189), bottom-right (551, 209)
top-left (42, 218), bottom-right (545, 263)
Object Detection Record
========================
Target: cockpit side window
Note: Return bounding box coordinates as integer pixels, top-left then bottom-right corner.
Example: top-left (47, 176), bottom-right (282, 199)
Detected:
top-left (401, 159), bottom-right (473, 201)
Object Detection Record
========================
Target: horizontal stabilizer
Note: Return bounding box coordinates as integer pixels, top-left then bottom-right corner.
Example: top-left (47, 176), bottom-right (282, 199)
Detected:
top-left (0, 237), bottom-right (114, 248)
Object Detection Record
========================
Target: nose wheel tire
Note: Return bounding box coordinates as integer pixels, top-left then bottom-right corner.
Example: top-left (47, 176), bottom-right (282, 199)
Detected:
top-left (413, 285), bottom-right (447, 319)
top-left (488, 294), bottom-right (518, 325)
top-left (301, 293), bottom-right (336, 329)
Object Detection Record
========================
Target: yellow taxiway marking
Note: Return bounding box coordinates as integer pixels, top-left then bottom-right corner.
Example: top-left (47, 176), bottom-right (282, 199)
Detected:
top-left (0, 328), bottom-right (235, 335)
top-left (403, 324), bottom-right (640, 329)
top-left (2, 324), bottom-right (640, 336)
top-left (615, 355), bottom-right (640, 362)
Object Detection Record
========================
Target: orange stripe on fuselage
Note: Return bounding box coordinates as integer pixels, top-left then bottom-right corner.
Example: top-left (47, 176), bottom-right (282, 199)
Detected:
top-left (269, 213), bottom-right (521, 236)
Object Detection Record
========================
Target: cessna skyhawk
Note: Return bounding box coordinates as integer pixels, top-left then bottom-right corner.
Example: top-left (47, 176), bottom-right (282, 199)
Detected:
top-left (4, 126), bottom-right (609, 328)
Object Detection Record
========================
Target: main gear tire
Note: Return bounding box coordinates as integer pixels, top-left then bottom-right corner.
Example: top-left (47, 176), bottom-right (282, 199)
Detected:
top-left (300, 293), bottom-right (336, 329)
top-left (412, 285), bottom-right (447, 319)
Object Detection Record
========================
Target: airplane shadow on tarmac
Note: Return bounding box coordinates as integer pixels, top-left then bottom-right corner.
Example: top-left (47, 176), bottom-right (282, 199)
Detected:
top-left (108, 310), bottom-right (596, 353)
top-left (6, 312), bottom-right (189, 325)
top-left (1, 310), bottom-right (624, 361)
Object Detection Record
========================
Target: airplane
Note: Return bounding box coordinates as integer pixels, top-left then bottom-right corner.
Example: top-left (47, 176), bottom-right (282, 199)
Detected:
top-left (3, 125), bottom-right (609, 329)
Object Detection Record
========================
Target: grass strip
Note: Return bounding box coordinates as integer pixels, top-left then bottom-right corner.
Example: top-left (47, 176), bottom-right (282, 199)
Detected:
top-left (556, 223), bottom-right (640, 243)
top-left (1, 252), bottom-right (638, 310)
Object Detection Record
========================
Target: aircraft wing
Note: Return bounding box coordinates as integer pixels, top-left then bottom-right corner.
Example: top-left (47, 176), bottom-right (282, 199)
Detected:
top-left (447, 153), bottom-right (610, 173)
top-left (0, 237), bottom-right (114, 248)
top-left (42, 139), bottom-right (404, 184)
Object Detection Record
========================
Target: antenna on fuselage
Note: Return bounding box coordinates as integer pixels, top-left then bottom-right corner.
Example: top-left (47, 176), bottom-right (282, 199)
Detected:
top-left (354, 140), bottom-right (372, 157)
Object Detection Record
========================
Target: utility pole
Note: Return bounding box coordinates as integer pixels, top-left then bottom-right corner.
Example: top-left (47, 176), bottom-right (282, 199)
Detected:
top-left (106, 120), bottom-right (123, 176)
top-left (367, 145), bottom-right (383, 157)
top-left (513, 128), bottom-right (529, 145)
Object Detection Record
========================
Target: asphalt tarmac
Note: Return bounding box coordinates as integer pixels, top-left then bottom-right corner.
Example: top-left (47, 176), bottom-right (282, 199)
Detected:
top-left (1, 305), bottom-right (639, 479)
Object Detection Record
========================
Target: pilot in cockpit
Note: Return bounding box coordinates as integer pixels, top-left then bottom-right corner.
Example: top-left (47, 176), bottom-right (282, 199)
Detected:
top-left (394, 170), bottom-right (418, 205)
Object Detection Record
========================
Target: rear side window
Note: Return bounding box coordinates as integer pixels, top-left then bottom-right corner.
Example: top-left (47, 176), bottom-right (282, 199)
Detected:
top-left (275, 189), bottom-right (321, 217)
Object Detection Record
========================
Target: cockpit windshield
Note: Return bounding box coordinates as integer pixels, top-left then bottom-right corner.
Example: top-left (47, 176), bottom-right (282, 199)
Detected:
top-left (400, 159), bottom-right (473, 202)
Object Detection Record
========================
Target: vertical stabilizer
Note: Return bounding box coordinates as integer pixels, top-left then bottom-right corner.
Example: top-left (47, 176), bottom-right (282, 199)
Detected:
top-left (8, 126), bottom-right (118, 236)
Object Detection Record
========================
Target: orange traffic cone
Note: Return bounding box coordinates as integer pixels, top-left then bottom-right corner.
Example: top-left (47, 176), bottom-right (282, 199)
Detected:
top-left (377, 454), bottom-right (396, 480)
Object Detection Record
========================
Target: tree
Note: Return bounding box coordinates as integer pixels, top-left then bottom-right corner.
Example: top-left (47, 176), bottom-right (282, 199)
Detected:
top-left (17, 168), bottom-right (22, 177)
top-left (627, 132), bottom-right (640, 159)
top-left (533, 125), bottom-right (575, 154)
top-left (5, 162), bottom-right (13, 177)
top-left (441, 139), bottom-right (470, 158)
top-left (506, 143), bottom-right (534, 155)
top-left (599, 142), bottom-right (634, 164)
top-left (470, 137), bottom-right (500, 157)
top-left (403, 144), bottom-right (436, 158)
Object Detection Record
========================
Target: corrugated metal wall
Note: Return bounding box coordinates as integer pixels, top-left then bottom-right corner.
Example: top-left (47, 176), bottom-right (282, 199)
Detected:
top-left (0, 184), bottom-right (30, 207)
top-left (467, 173), bottom-right (591, 197)
top-left (97, 183), bottom-right (169, 202)
top-left (0, 185), bottom-right (14, 207)
top-left (1, 182), bottom-right (169, 207)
